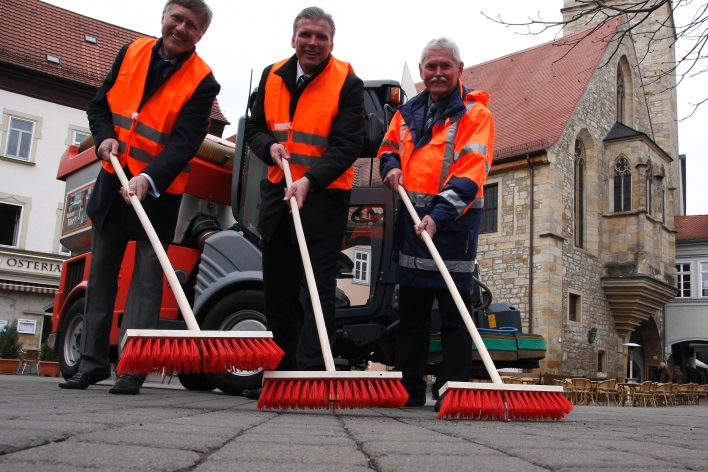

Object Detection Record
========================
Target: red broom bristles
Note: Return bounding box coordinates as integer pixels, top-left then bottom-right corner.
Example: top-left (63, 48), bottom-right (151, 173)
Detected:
top-left (116, 336), bottom-right (284, 375)
top-left (437, 387), bottom-right (573, 421)
top-left (258, 377), bottom-right (408, 410)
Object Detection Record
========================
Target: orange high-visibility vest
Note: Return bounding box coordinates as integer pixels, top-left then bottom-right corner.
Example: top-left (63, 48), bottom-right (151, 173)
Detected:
top-left (263, 57), bottom-right (353, 190)
top-left (104, 38), bottom-right (212, 194)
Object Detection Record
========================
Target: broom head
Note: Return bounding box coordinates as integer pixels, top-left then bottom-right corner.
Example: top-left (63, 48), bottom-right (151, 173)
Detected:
top-left (258, 371), bottom-right (409, 410)
top-left (116, 329), bottom-right (284, 375)
top-left (437, 382), bottom-right (573, 421)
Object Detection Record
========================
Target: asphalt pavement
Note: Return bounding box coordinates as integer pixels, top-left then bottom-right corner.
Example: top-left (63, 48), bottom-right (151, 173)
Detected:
top-left (1, 374), bottom-right (706, 471)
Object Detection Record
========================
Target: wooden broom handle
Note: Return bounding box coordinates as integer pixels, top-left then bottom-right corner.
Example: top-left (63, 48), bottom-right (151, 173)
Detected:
top-left (397, 185), bottom-right (503, 384)
top-left (282, 160), bottom-right (336, 372)
top-left (109, 154), bottom-right (200, 331)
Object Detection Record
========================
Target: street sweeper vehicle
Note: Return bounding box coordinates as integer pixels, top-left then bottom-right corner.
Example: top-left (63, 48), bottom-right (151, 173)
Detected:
top-left (48, 80), bottom-right (549, 395)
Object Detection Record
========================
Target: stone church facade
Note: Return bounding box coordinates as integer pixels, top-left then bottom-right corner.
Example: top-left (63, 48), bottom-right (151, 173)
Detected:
top-left (462, 1), bottom-right (680, 379)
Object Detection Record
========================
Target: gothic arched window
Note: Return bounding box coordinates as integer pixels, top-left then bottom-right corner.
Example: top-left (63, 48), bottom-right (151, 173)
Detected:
top-left (617, 67), bottom-right (625, 123)
top-left (613, 157), bottom-right (631, 212)
top-left (645, 162), bottom-right (653, 216)
top-left (659, 166), bottom-right (666, 223)
top-left (574, 139), bottom-right (585, 248)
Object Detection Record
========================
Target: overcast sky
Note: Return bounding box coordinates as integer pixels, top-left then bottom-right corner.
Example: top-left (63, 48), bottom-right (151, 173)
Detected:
top-left (41, 0), bottom-right (706, 215)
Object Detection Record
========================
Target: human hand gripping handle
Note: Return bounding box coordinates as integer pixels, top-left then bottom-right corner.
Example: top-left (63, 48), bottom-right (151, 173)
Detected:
top-left (108, 153), bottom-right (200, 331)
top-left (396, 185), bottom-right (503, 384)
top-left (282, 159), bottom-right (336, 372)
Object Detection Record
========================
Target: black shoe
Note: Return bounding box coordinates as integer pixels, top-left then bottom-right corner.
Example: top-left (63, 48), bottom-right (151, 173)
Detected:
top-left (242, 387), bottom-right (263, 400)
top-left (109, 374), bottom-right (141, 395)
top-left (434, 397), bottom-right (442, 413)
top-left (59, 371), bottom-right (110, 390)
top-left (400, 397), bottom-right (426, 408)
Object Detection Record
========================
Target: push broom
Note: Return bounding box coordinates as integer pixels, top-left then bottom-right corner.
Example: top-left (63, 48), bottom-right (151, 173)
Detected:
top-left (257, 161), bottom-right (409, 410)
top-left (109, 154), bottom-right (283, 376)
top-left (397, 185), bottom-right (573, 421)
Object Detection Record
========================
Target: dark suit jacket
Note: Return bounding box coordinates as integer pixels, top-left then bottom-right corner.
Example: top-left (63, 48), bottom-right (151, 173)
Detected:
top-left (244, 54), bottom-right (364, 242)
top-left (86, 39), bottom-right (220, 243)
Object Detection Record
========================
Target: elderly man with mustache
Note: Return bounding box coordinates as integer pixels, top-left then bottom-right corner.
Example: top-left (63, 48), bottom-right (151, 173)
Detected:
top-left (378, 37), bottom-right (495, 409)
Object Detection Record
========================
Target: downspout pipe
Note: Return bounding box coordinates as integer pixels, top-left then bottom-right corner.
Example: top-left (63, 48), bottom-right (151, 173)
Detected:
top-left (526, 153), bottom-right (534, 334)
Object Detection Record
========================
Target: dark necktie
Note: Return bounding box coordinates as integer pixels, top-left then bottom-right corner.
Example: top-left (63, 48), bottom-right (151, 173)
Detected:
top-left (297, 74), bottom-right (309, 88)
top-left (146, 58), bottom-right (173, 95)
top-left (424, 102), bottom-right (437, 132)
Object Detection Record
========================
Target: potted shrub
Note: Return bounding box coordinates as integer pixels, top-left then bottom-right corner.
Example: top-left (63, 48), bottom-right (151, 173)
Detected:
top-left (0, 320), bottom-right (23, 374)
top-left (39, 343), bottom-right (61, 377)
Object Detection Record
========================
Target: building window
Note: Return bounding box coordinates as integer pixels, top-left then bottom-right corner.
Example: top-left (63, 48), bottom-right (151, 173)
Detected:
top-left (481, 183), bottom-right (498, 234)
top-left (659, 167), bottom-right (666, 223)
top-left (616, 67), bottom-right (625, 123)
top-left (598, 350), bottom-right (607, 372)
top-left (0, 202), bottom-right (23, 247)
top-left (5, 116), bottom-right (35, 161)
top-left (568, 292), bottom-right (581, 323)
top-left (676, 263), bottom-right (691, 298)
top-left (701, 262), bottom-right (708, 297)
top-left (613, 157), bottom-right (631, 212)
top-left (645, 163), bottom-right (652, 216)
top-left (72, 131), bottom-right (90, 146)
top-left (59, 244), bottom-right (71, 256)
top-left (353, 248), bottom-right (370, 285)
top-left (574, 139), bottom-right (585, 248)
top-left (0, 320), bottom-right (7, 330)
top-left (17, 319), bottom-right (36, 334)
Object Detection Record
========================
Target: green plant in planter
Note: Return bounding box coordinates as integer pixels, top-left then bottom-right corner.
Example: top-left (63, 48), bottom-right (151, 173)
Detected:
top-left (40, 343), bottom-right (59, 361)
top-left (0, 321), bottom-right (23, 359)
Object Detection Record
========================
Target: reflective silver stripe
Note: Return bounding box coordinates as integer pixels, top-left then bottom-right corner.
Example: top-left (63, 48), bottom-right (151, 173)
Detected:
top-left (399, 254), bottom-right (476, 273)
top-left (484, 160), bottom-right (491, 174)
top-left (455, 142), bottom-right (488, 161)
top-left (272, 131), bottom-right (288, 142)
top-left (290, 153), bottom-right (318, 167)
top-left (439, 189), bottom-right (467, 216)
top-left (112, 113), bottom-right (133, 131)
top-left (135, 122), bottom-right (170, 146)
top-left (400, 122), bottom-right (407, 144)
top-left (439, 121), bottom-right (458, 190)
top-left (381, 138), bottom-right (399, 152)
top-left (471, 197), bottom-right (484, 209)
top-left (129, 146), bottom-right (191, 173)
top-left (408, 190), bottom-right (435, 207)
top-left (117, 140), bottom-right (127, 154)
top-left (292, 131), bottom-right (329, 148)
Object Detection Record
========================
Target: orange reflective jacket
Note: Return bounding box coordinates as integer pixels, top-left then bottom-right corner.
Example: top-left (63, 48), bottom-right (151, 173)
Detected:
top-left (104, 38), bottom-right (212, 194)
top-left (264, 57), bottom-right (353, 190)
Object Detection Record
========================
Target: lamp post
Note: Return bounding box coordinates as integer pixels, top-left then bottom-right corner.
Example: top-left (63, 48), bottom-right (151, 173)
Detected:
top-left (623, 342), bottom-right (641, 382)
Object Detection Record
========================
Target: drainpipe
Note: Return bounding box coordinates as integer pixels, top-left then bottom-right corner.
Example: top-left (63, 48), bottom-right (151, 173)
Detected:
top-left (527, 153), bottom-right (534, 334)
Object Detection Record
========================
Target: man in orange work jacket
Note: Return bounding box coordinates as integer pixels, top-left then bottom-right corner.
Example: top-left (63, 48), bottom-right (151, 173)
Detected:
top-left (378, 38), bottom-right (495, 409)
top-left (244, 7), bottom-right (364, 392)
top-left (59, 0), bottom-right (220, 395)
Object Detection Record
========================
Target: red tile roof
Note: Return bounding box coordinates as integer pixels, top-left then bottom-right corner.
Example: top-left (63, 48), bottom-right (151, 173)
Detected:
top-left (0, 0), bottom-right (227, 123)
top-left (416, 21), bottom-right (618, 160)
top-left (675, 215), bottom-right (708, 242)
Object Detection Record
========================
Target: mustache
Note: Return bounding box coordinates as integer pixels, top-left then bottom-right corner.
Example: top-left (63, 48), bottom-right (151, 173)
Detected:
top-left (429, 77), bottom-right (448, 83)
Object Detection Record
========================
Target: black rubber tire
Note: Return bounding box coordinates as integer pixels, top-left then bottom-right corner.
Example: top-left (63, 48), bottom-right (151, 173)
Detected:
top-left (57, 298), bottom-right (85, 380)
top-left (177, 372), bottom-right (216, 391)
top-left (202, 290), bottom-right (268, 396)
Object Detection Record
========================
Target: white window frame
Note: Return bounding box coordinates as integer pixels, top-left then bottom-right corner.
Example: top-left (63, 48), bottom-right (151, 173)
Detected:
top-left (5, 116), bottom-right (35, 161)
top-left (17, 319), bottom-right (36, 334)
top-left (675, 261), bottom-right (692, 298)
top-left (353, 248), bottom-right (371, 285)
top-left (0, 320), bottom-right (7, 331)
top-left (72, 130), bottom-right (90, 147)
top-left (701, 261), bottom-right (708, 298)
top-left (0, 201), bottom-right (23, 248)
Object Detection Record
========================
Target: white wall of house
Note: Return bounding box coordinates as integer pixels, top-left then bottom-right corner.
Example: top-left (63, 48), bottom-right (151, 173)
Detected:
top-left (0, 89), bottom-right (90, 254)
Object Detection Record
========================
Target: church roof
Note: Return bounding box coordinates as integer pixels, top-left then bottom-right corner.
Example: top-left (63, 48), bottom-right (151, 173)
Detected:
top-left (415, 20), bottom-right (618, 161)
top-left (0, 0), bottom-right (228, 123)
top-left (675, 215), bottom-right (708, 242)
top-left (604, 121), bottom-right (644, 141)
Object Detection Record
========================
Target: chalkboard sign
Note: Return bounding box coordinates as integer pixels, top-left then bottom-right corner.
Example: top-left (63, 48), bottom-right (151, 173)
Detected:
top-left (648, 364), bottom-right (659, 382)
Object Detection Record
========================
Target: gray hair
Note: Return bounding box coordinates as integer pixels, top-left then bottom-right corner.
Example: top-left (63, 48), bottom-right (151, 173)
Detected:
top-left (163, 0), bottom-right (213, 32)
top-left (420, 37), bottom-right (462, 65)
top-left (293, 6), bottom-right (336, 39)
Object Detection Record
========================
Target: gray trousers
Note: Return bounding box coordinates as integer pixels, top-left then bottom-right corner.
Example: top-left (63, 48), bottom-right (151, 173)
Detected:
top-left (79, 212), bottom-right (165, 384)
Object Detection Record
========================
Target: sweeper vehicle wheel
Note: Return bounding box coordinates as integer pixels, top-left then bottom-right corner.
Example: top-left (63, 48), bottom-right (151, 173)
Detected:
top-left (202, 290), bottom-right (268, 395)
